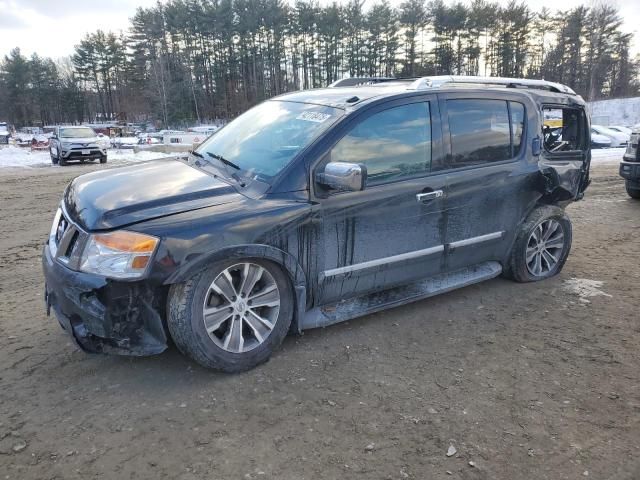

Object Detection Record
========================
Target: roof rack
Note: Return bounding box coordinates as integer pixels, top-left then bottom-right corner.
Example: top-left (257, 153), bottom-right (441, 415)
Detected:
top-left (328, 77), bottom-right (397, 87)
top-left (407, 75), bottom-right (576, 95)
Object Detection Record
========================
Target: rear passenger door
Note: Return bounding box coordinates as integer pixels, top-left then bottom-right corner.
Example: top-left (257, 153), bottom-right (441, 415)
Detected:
top-left (438, 94), bottom-right (537, 272)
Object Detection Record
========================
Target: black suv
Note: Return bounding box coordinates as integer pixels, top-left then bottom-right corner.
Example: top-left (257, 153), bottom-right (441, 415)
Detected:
top-left (43, 76), bottom-right (591, 372)
top-left (620, 126), bottom-right (640, 199)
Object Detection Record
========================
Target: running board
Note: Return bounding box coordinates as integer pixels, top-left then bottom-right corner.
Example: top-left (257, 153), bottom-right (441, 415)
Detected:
top-left (300, 262), bottom-right (502, 330)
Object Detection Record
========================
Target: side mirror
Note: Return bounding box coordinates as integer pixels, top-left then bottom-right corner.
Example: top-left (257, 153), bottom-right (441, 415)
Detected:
top-left (316, 162), bottom-right (367, 192)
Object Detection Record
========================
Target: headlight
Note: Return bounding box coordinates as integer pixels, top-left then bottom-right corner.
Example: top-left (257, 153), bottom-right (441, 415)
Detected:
top-left (80, 230), bottom-right (159, 279)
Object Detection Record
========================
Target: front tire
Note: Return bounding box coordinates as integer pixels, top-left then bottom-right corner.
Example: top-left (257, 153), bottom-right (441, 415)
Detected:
top-left (626, 181), bottom-right (640, 199)
top-left (50, 152), bottom-right (58, 165)
top-left (167, 259), bottom-right (293, 372)
top-left (506, 206), bottom-right (572, 283)
top-left (100, 155), bottom-right (107, 164)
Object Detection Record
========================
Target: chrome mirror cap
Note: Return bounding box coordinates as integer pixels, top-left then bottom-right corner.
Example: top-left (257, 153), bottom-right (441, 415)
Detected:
top-left (317, 162), bottom-right (367, 192)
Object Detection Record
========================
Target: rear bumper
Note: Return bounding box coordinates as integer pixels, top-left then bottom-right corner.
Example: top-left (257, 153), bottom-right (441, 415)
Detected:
top-left (620, 161), bottom-right (640, 186)
top-left (42, 244), bottom-right (167, 356)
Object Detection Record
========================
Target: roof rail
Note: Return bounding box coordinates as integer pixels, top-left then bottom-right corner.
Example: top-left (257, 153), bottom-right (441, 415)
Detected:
top-left (328, 77), bottom-right (397, 88)
top-left (407, 75), bottom-right (576, 95)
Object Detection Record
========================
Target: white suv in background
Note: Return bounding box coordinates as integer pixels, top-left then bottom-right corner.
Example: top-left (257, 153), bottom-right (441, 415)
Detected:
top-left (50, 126), bottom-right (107, 166)
top-left (591, 125), bottom-right (630, 147)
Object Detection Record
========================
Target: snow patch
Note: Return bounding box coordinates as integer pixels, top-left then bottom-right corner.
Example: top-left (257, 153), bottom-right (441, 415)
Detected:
top-left (563, 278), bottom-right (612, 299)
top-left (0, 146), bottom-right (49, 168)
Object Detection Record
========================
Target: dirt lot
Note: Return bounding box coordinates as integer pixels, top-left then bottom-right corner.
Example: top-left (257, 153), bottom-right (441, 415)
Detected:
top-left (0, 161), bottom-right (638, 480)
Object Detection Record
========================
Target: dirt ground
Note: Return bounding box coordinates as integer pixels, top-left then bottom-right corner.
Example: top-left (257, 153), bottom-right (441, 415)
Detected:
top-left (0, 161), bottom-right (638, 480)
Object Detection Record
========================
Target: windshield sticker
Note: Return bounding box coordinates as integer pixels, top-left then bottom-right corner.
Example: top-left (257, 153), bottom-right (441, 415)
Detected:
top-left (296, 111), bottom-right (331, 123)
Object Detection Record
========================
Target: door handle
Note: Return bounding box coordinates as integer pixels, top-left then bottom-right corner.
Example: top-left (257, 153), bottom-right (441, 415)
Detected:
top-left (416, 190), bottom-right (443, 202)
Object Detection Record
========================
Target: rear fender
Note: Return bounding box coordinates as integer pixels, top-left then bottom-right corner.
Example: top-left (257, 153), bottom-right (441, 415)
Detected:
top-left (538, 157), bottom-right (589, 203)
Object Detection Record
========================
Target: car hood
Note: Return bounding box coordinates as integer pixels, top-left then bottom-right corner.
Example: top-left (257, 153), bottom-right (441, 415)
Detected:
top-left (64, 159), bottom-right (241, 230)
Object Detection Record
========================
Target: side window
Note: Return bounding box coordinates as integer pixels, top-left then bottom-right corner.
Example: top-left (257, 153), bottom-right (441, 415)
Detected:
top-left (446, 99), bottom-right (511, 168)
top-left (510, 101), bottom-right (525, 156)
top-left (542, 107), bottom-right (587, 152)
top-left (330, 102), bottom-right (431, 185)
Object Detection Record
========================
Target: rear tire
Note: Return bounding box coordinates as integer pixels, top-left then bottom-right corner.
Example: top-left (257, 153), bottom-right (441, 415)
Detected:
top-left (506, 205), bottom-right (572, 283)
top-left (626, 181), bottom-right (640, 199)
top-left (167, 259), bottom-right (293, 372)
top-left (100, 155), bottom-right (107, 164)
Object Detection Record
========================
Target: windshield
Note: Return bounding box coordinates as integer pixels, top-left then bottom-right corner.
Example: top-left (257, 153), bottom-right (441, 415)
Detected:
top-left (60, 127), bottom-right (96, 138)
top-left (195, 100), bottom-right (341, 182)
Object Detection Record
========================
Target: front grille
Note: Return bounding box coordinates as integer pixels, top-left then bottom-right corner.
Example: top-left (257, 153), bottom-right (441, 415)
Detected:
top-left (49, 207), bottom-right (88, 268)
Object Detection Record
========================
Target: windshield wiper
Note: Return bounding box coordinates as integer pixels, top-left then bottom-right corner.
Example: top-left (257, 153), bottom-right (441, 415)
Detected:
top-left (205, 152), bottom-right (246, 187)
top-left (190, 150), bottom-right (204, 159)
top-left (206, 152), bottom-right (241, 170)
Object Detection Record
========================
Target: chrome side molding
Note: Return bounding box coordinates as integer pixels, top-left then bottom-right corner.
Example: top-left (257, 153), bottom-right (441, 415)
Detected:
top-left (448, 231), bottom-right (505, 250)
top-left (323, 245), bottom-right (445, 278)
top-left (321, 231), bottom-right (505, 279)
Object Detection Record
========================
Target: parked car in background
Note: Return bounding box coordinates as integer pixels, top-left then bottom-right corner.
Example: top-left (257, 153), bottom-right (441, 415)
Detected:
top-left (49, 126), bottom-right (107, 166)
top-left (14, 132), bottom-right (34, 147)
top-left (591, 125), bottom-right (630, 147)
top-left (620, 125), bottom-right (640, 199)
top-left (96, 133), bottom-right (112, 150)
top-left (43, 76), bottom-right (591, 372)
top-left (591, 130), bottom-right (612, 148)
top-left (0, 122), bottom-right (10, 144)
top-left (111, 136), bottom-right (139, 149)
top-left (189, 125), bottom-right (220, 136)
top-left (608, 125), bottom-right (632, 136)
top-left (136, 133), bottom-right (163, 147)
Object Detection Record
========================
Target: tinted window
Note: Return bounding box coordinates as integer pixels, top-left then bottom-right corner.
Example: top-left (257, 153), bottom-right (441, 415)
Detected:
top-left (510, 102), bottom-right (525, 155)
top-left (330, 102), bottom-right (431, 185)
top-left (447, 99), bottom-right (511, 167)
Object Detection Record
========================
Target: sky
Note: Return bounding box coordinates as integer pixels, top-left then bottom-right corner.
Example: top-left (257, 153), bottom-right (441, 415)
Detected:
top-left (0, 0), bottom-right (638, 60)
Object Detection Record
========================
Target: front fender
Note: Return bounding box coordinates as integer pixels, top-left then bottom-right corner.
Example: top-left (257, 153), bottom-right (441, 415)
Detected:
top-left (164, 244), bottom-right (308, 333)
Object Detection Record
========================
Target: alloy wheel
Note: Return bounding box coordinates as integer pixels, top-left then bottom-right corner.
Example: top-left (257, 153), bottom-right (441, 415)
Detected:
top-left (525, 219), bottom-right (565, 277)
top-left (202, 263), bottom-right (280, 353)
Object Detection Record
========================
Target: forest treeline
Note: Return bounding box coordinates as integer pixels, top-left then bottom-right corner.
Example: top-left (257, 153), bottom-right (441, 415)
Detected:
top-left (0, 0), bottom-right (638, 128)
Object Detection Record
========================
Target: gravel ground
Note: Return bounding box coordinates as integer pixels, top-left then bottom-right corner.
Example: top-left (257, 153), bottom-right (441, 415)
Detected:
top-left (0, 158), bottom-right (639, 480)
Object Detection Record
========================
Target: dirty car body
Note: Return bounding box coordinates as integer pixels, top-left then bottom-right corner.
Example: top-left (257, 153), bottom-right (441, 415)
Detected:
top-left (43, 76), bottom-right (591, 370)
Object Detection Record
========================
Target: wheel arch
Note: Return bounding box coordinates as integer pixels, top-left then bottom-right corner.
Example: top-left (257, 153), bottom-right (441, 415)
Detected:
top-left (501, 198), bottom-right (568, 275)
top-left (164, 244), bottom-right (308, 333)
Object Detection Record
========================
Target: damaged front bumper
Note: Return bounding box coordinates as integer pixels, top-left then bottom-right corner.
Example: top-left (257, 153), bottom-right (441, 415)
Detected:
top-left (42, 244), bottom-right (168, 356)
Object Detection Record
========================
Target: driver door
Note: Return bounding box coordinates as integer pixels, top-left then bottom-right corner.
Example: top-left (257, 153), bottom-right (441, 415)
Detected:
top-left (313, 98), bottom-right (447, 305)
